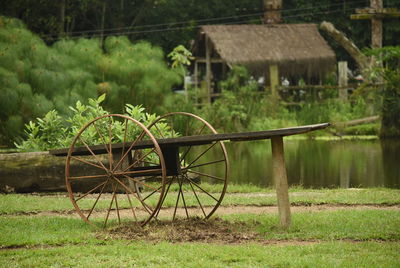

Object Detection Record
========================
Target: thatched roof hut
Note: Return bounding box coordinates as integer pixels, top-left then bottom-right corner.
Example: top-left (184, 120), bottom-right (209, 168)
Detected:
top-left (194, 24), bottom-right (335, 78)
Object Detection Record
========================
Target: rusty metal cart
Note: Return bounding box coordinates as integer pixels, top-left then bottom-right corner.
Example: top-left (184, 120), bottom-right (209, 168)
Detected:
top-left (50, 112), bottom-right (328, 227)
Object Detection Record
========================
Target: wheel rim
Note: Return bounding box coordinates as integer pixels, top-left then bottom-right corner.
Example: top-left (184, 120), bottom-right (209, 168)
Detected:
top-left (65, 114), bottom-right (166, 227)
top-left (146, 112), bottom-right (229, 221)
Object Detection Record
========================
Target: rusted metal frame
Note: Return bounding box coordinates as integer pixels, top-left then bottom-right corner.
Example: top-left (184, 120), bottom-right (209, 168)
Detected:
top-left (141, 177), bottom-right (171, 203)
top-left (112, 176), bottom-right (152, 215)
top-left (104, 182), bottom-right (117, 227)
top-left (86, 181), bottom-right (108, 221)
top-left (185, 142), bottom-right (217, 169)
top-left (92, 121), bottom-right (111, 157)
top-left (188, 179), bottom-right (207, 217)
top-left (179, 175), bottom-right (190, 219)
top-left (75, 181), bottom-right (108, 202)
top-left (68, 174), bottom-right (109, 180)
top-left (121, 118), bottom-right (128, 157)
top-left (112, 129), bottom-right (146, 172)
top-left (78, 137), bottom-right (108, 172)
top-left (114, 183), bottom-right (121, 224)
top-left (187, 170), bottom-right (225, 182)
top-left (181, 159), bottom-right (226, 171)
top-left (125, 190), bottom-right (138, 222)
top-left (172, 175), bottom-right (184, 220)
top-left (122, 174), bottom-right (161, 193)
top-left (155, 177), bottom-right (174, 218)
top-left (186, 177), bottom-right (219, 202)
top-left (108, 117), bottom-right (114, 171)
top-left (71, 156), bottom-right (105, 170)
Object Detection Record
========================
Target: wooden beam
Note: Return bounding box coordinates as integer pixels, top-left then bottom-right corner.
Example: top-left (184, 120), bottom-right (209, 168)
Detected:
top-left (271, 136), bottom-right (291, 229)
top-left (351, 13), bottom-right (400, 19)
top-left (50, 123), bottom-right (330, 156)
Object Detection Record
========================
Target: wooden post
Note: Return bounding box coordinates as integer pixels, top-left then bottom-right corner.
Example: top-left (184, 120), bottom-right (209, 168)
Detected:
top-left (271, 136), bottom-right (291, 229)
top-left (269, 64), bottom-right (279, 96)
top-left (205, 35), bottom-right (212, 103)
top-left (338, 61), bottom-right (348, 100)
top-left (351, 1), bottom-right (400, 50)
top-left (263, 0), bottom-right (283, 24)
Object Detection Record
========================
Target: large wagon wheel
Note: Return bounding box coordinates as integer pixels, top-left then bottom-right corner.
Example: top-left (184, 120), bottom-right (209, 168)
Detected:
top-left (145, 112), bottom-right (229, 221)
top-left (65, 114), bottom-right (166, 227)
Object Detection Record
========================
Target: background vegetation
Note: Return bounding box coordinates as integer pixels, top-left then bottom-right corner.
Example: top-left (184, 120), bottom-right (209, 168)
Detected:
top-left (0, 0), bottom-right (399, 146)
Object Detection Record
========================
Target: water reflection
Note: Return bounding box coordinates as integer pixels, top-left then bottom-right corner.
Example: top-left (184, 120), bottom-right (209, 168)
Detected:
top-left (222, 139), bottom-right (400, 189)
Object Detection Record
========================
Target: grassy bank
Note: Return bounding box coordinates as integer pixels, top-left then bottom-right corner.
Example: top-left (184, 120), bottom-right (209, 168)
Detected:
top-left (0, 186), bottom-right (399, 267)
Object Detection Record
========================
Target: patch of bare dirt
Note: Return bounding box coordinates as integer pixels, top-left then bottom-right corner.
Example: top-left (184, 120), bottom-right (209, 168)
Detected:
top-left (101, 217), bottom-right (266, 244)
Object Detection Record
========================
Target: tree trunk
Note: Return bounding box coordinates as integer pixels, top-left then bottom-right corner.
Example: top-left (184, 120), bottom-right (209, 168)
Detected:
top-left (59, 0), bottom-right (66, 37)
top-left (0, 152), bottom-right (106, 193)
top-left (320, 21), bottom-right (369, 71)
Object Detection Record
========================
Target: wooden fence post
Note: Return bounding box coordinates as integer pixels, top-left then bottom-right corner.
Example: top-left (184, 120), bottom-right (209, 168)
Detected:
top-left (271, 136), bottom-right (291, 228)
top-left (338, 61), bottom-right (348, 100)
top-left (269, 64), bottom-right (279, 96)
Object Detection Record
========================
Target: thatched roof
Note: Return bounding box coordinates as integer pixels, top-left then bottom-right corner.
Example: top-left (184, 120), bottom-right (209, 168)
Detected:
top-left (196, 24), bottom-right (336, 78)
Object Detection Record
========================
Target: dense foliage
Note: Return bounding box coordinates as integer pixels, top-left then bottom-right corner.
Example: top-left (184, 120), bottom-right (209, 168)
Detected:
top-left (0, 17), bottom-right (180, 145)
top-left (1, 0), bottom-right (399, 67)
top-left (368, 46), bottom-right (400, 138)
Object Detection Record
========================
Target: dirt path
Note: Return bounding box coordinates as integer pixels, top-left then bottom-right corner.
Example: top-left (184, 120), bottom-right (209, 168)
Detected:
top-left (6, 204), bottom-right (400, 218)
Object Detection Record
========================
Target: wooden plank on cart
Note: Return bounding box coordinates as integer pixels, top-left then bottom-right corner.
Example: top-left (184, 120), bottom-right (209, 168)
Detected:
top-left (49, 123), bottom-right (329, 156)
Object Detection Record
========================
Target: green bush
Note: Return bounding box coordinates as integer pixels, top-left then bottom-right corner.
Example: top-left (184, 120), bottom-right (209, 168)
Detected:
top-left (15, 95), bottom-right (174, 151)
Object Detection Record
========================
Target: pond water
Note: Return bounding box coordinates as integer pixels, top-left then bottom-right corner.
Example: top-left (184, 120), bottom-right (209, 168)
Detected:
top-left (222, 138), bottom-right (400, 189)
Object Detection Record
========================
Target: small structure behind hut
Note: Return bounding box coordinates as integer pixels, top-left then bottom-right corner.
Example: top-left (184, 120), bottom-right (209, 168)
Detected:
top-left (192, 23), bottom-right (336, 100)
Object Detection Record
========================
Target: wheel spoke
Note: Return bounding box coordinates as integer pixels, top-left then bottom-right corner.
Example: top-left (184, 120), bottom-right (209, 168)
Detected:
top-left (196, 124), bottom-right (207, 135)
top-left (154, 123), bottom-right (165, 138)
top-left (108, 117), bottom-right (113, 170)
top-left (121, 118), bottom-right (128, 157)
top-left (186, 177), bottom-right (219, 202)
top-left (113, 130), bottom-right (146, 172)
top-left (187, 170), bottom-right (226, 182)
top-left (92, 121), bottom-right (110, 156)
top-left (125, 190), bottom-right (138, 222)
top-left (71, 156), bottom-right (106, 171)
top-left (189, 180), bottom-right (207, 217)
top-left (180, 146), bottom-right (192, 164)
top-left (173, 176), bottom-right (183, 221)
top-left (112, 176), bottom-right (143, 205)
top-left (186, 142), bottom-right (217, 169)
top-left (78, 137), bottom-right (108, 172)
top-left (114, 185), bottom-right (121, 224)
top-left (182, 159), bottom-right (226, 170)
top-left (179, 177), bottom-right (189, 219)
top-left (86, 180), bottom-right (108, 220)
top-left (104, 183), bottom-right (117, 227)
top-left (123, 174), bottom-right (161, 193)
top-left (123, 148), bottom-right (156, 172)
top-left (115, 168), bottom-right (162, 177)
top-left (155, 177), bottom-right (174, 218)
top-left (76, 181), bottom-right (108, 202)
top-left (68, 174), bottom-right (109, 180)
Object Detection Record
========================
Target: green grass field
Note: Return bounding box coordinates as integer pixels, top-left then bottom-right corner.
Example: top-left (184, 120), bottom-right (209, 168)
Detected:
top-left (0, 187), bottom-right (399, 267)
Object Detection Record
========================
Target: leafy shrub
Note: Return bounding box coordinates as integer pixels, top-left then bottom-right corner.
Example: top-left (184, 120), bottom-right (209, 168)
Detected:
top-left (16, 95), bottom-right (173, 151)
